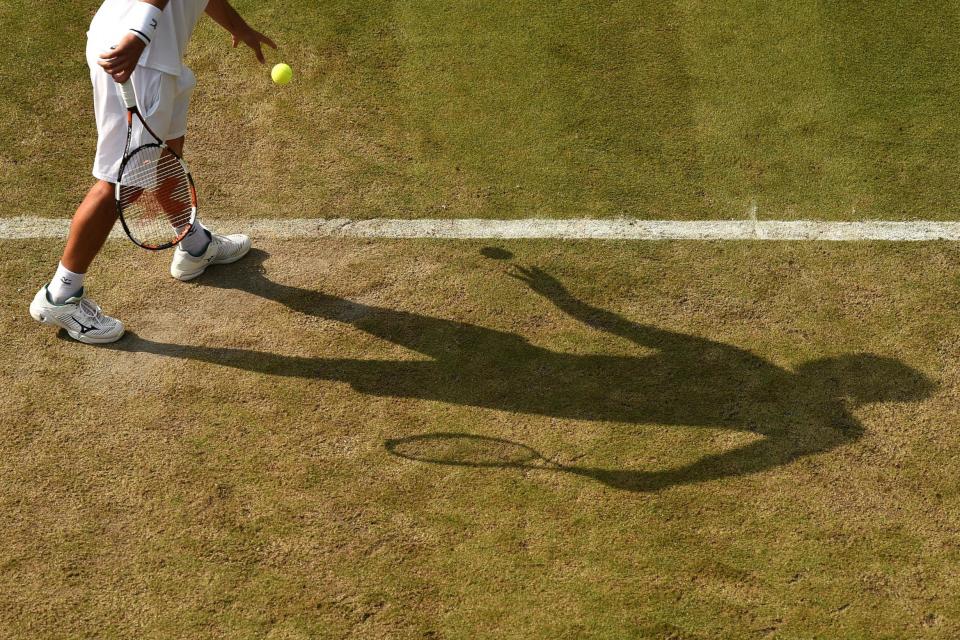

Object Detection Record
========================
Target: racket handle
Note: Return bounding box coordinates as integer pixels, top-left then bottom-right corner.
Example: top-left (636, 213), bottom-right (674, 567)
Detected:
top-left (118, 81), bottom-right (137, 110)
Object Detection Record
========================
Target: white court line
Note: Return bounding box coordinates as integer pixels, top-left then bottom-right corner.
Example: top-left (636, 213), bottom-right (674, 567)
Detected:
top-left (3, 216), bottom-right (960, 241)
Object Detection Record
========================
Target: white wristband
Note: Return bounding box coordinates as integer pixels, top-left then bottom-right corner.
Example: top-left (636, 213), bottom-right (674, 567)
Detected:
top-left (127, 2), bottom-right (162, 45)
top-left (129, 30), bottom-right (150, 45)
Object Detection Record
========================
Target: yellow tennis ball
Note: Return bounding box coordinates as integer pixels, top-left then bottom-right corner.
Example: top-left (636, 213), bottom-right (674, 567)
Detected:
top-left (271, 63), bottom-right (292, 85)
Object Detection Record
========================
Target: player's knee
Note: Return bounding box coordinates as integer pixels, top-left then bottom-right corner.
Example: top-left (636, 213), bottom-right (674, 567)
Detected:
top-left (93, 179), bottom-right (114, 197)
top-left (165, 136), bottom-right (185, 156)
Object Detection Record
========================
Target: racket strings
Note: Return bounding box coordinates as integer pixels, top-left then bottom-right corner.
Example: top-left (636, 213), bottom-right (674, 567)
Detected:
top-left (119, 145), bottom-right (195, 248)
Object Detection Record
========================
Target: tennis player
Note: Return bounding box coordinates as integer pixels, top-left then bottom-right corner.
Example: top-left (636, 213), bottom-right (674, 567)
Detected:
top-left (30, 0), bottom-right (275, 343)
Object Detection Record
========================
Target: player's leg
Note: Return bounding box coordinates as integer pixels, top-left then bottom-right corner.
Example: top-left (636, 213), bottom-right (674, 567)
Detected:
top-left (166, 68), bottom-right (250, 281)
top-left (27, 51), bottom-right (153, 343)
top-left (152, 135), bottom-right (195, 232)
top-left (162, 134), bottom-right (207, 254)
top-left (29, 178), bottom-right (126, 344)
top-left (60, 180), bottom-right (118, 276)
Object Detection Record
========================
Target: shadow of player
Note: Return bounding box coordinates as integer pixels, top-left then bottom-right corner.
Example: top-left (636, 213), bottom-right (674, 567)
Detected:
top-left (107, 249), bottom-right (935, 491)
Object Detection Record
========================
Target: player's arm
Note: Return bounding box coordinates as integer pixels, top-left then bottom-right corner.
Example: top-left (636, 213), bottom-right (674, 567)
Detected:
top-left (205, 0), bottom-right (277, 63)
top-left (98, 0), bottom-right (170, 83)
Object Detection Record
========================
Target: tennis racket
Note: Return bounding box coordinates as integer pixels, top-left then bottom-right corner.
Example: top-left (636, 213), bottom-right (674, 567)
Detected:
top-left (115, 79), bottom-right (197, 250)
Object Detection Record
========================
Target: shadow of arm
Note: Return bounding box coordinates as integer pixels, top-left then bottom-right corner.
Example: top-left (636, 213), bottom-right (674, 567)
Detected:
top-left (511, 266), bottom-right (701, 351)
top-left (577, 424), bottom-right (862, 492)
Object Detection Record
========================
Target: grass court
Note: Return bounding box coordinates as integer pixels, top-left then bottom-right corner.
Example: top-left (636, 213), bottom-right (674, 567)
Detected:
top-left (2, 1), bottom-right (960, 637)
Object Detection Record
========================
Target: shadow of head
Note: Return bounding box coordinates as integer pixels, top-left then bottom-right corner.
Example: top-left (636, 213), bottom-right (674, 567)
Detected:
top-left (794, 353), bottom-right (936, 405)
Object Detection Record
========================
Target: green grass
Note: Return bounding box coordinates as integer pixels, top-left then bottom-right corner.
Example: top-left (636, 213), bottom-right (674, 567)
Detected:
top-left (5, 1), bottom-right (960, 220)
top-left (4, 3), bottom-right (960, 635)
top-left (2, 238), bottom-right (960, 637)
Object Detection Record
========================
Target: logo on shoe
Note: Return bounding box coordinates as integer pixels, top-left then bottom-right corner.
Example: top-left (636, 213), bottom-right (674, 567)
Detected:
top-left (72, 316), bottom-right (95, 335)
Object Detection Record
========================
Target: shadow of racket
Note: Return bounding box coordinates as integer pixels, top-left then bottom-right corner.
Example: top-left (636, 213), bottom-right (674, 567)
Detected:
top-left (385, 432), bottom-right (662, 491)
top-left (387, 432), bottom-right (564, 470)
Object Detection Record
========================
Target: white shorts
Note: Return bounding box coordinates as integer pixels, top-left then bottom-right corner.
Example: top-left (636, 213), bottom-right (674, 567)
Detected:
top-left (87, 40), bottom-right (196, 183)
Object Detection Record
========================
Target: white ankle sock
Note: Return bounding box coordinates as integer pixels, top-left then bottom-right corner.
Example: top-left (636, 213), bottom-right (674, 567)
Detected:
top-left (179, 220), bottom-right (211, 257)
top-left (48, 262), bottom-right (85, 304)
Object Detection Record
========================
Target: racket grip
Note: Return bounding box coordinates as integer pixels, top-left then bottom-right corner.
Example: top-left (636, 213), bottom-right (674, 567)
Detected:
top-left (118, 81), bottom-right (137, 110)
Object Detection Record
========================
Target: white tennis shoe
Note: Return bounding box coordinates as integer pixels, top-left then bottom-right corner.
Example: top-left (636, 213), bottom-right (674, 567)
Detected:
top-left (29, 286), bottom-right (125, 344)
top-left (170, 232), bottom-right (252, 281)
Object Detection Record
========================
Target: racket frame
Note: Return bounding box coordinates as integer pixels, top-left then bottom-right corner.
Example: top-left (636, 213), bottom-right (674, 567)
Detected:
top-left (115, 79), bottom-right (198, 251)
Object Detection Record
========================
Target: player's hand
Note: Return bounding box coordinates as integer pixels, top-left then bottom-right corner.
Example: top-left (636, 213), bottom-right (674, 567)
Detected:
top-left (233, 26), bottom-right (277, 64)
top-left (98, 32), bottom-right (147, 83)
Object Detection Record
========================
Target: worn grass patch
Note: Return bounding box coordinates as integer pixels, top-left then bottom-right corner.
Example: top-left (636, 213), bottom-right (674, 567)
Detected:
top-left (5, 2), bottom-right (960, 220)
top-left (2, 239), bottom-right (959, 637)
